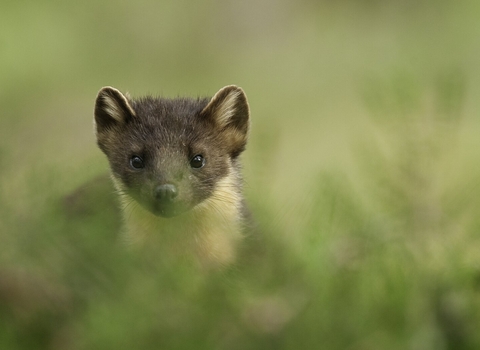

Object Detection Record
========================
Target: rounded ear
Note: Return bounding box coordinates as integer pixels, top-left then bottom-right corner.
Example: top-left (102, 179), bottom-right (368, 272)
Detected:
top-left (200, 85), bottom-right (250, 154)
top-left (94, 86), bottom-right (135, 132)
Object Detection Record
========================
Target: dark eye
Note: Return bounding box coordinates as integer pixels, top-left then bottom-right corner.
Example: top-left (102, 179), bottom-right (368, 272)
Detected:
top-left (190, 155), bottom-right (205, 169)
top-left (130, 155), bottom-right (144, 169)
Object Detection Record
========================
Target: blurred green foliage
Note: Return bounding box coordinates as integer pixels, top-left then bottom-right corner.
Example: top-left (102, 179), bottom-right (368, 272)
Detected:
top-left (2, 0), bottom-right (480, 349)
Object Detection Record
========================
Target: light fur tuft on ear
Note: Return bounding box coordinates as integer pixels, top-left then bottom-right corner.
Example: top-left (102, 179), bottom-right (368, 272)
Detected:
top-left (211, 88), bottom-right (244, 128)
top-left (201, 85), bottom-right (250, 135)
top-left (200, 86), bottom-right (250, 155)
top-left (94, 86), bottom-right (136, 132)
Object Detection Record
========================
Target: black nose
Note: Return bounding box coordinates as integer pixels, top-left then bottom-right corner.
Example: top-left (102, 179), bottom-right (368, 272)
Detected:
top-left (154, 184), bottom-right (178, 202)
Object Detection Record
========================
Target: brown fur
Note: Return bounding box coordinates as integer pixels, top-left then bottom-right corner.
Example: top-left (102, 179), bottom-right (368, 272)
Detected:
top-left (94, 85), bottom-right (250, 268)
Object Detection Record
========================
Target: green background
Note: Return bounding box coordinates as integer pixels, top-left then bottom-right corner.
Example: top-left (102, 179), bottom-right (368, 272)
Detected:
top-left (2, 1), bottom-right (480, 349)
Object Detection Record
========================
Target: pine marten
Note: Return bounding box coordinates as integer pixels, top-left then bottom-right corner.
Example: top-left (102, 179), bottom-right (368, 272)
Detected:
top-left (94, 85), bottom-right (251, 268)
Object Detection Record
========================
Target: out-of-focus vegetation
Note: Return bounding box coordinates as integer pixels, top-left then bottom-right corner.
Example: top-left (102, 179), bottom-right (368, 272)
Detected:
top-left (2, 0), bottom-right (480, 349)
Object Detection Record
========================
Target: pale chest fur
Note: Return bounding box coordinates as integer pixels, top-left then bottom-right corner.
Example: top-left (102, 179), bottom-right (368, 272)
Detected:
top-left (116, 176), bottom-right (244, 269)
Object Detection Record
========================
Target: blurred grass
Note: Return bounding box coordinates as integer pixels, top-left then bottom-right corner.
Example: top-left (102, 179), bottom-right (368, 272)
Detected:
top-left (2, 0), bottom-right (480, 349)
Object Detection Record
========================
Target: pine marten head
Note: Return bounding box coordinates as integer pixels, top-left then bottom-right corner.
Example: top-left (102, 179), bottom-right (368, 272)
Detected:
top-left (94, 85), bottom-right (250, 218)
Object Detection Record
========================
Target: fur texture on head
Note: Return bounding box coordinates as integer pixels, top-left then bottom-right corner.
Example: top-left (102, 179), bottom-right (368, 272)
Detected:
top-left (94, 85), bottom-right (250, 267)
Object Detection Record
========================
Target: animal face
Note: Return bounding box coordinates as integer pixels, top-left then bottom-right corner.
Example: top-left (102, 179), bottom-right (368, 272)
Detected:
top-left (94, 86), bottom-right (250, 218)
